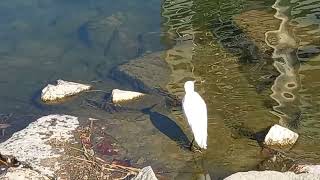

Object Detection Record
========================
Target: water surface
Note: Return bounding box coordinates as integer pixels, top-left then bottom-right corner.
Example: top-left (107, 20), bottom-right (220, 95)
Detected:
top-left (0, 0), bottom-right (320, 179)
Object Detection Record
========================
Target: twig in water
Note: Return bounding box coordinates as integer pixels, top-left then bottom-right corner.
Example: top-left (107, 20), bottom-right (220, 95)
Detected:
top-left (88, 118), bottom-right (98, 139)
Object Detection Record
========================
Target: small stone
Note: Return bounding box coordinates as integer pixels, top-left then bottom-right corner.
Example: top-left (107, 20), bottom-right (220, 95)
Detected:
top-left (136, 157), bottom-right (145, 165)
top-left (41, 79), bottom-right (91, 102)
top-left (111, 89), bottom-right (144, 103)
top-left (132, 166), bottom-right (157, 180)
top-left (264, 124), bottom-right (299, 147)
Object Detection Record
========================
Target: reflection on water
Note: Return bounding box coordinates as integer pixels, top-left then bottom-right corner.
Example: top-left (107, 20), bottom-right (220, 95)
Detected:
top-left (265, 0), bottom-right (320, 164)
top-left (162, 0), bottom-right (201, 99)
top-left (161, 0), bottom-right (320, 178)
top-left (266, 0), bottom-right (302, 129)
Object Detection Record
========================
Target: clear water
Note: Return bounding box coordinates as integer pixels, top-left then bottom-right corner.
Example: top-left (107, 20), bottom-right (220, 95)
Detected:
top-left (0, 0), bottom-right (320, 179)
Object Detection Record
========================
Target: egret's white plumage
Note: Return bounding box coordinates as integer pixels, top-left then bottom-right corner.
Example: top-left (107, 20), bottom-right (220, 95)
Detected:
top-left (182, 81), bottom-right (207, 149)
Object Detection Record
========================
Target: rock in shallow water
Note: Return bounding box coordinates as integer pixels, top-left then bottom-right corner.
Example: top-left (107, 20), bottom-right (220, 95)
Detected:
top-left (0, 115), bottom-right (79, 177)
top-left (264, 124), bottom-right (299, 147)
top-left (111, 89), bottom-right (145, 103)
top-left (132, 166), bottom-right (158, 180)
top-left (111, 52), bottom-right (171, 93)
top-left (41, 79), bottom-right (91, 102)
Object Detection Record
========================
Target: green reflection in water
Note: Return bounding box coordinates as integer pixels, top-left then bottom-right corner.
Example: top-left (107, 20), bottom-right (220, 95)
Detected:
top-left (161, 0), bottom-right (320, 178)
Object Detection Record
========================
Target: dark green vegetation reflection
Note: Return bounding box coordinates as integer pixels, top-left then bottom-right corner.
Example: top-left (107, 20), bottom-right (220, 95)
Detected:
top-left (161, 0), bottom-right (320, 179)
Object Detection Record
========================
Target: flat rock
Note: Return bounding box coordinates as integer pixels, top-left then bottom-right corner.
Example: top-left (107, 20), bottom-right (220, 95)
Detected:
top-left (111, 51), bottom-right (171, 93)
top-left (264, 124), bottom-right (299, 147)
top-left (41, 79), bottom-right (91, 102)
top-left (0, 167), bottom-right (50, 180)
top-left (112, 89), bottom-right (145, 103)
top-left (132, 166), bottom-right (158, 180)
top-left (0, 115), bottom-right (79, 177)
top-left (224, 171), bottom-right (320, 180)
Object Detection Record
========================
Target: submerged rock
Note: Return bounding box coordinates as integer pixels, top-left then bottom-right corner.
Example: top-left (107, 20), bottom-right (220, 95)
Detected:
top-left (264, 124), bottom-right (299, 147)
top-left (224, 171), bottom-right (320, 180)
top-left (0, 115), bottom-right (79, 177)
top-left (111, 51), bottom-right (171, 93)
top-left (41, 79), bottom-right (91, 102)
top-left (111, 89), bottom-right (145, 103)
top-left (133, 166), bottom-right (158, 180)
top-left (0, 167), bottom-right (50, 180)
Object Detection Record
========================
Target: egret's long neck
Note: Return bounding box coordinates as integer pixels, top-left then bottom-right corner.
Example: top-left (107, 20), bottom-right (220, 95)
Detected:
top-left (185, 88), bottom-right (194, 94)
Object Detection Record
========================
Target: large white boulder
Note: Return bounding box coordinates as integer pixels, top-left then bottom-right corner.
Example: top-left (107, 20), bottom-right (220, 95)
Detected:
top-left (264, 124), bottom-right (299, 147)
top-left (41, 80), bottom-right (91, 102)
top-left (294, 165), bottom-right (320, 175)
top-left (133, 166), bottom-right (158, 180)
top-left (112, 89), bottom-right (144, 103)
top-left (0, 167), bottom-right (50, 180)
top-left (0, 115), bottom-right (79, 177)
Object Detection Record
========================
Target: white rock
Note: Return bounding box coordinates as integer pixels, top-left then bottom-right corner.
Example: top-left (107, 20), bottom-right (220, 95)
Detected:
top-left (133, 166), bottom-right (158, 180)
top-left (264, 124), bottom-right (299, 147)
top-left (41, 79), bottom-right (91, 101)
top-left (0, 115), bottom-right (79, 177)
top-left (111, 89), bottom-right (144, 103)
top-left (294, 165), bottom-right (320, 175)
top-left (0, 167), bottom-right (50, 180)
top-left (224, 170), bottom-right (320, 180)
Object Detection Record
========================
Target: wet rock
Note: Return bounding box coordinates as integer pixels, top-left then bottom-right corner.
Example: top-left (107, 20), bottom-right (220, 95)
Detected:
top-left (111, 51), bottom-right (171, 93)
top-left (0, 167), bottom-right (50, 180)
top-left (85, 12), bottom-right (155, 60)
top-left (112, 89), bottom-right (145, 103)
top-left (41, 79), bottom-right (91, 102)
top-left (0, 115), bottom-right (79, 177)
top-left (133, 166), bottom-right (158, 180)
top-left (224, 171), bottom-right (320, 180)
top-left (264, 124), bottom-right (299, 147)
top-left (258, 148), bottom-right (295, 172)
top-left (86, 13), bottom-right (124, 49)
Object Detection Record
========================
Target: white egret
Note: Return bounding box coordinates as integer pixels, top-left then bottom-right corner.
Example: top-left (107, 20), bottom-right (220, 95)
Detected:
top-left (182, 81), bottom-right (207, 150)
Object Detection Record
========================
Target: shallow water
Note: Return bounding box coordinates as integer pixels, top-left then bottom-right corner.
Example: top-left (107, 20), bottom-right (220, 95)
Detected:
top-left (0, 0), bottom-right (320, 179)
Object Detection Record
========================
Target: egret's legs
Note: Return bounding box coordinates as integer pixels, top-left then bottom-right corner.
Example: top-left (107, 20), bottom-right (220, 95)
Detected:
top-left (188, 137), bottom-right (203, 153)
top-left (189, 138), bottom-right (194, 151)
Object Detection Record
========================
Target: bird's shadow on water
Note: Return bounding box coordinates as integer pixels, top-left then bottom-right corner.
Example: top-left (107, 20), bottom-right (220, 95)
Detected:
top-left (142, 105), bottom-right (191, 149)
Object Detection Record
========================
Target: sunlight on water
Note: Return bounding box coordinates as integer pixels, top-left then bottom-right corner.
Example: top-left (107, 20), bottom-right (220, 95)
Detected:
top-left (162, 0), bottom-right (320, 178)
top-left (265, 0), bottom-right (320, 164)
top-left (266, 0), bottom-right (302, 129)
